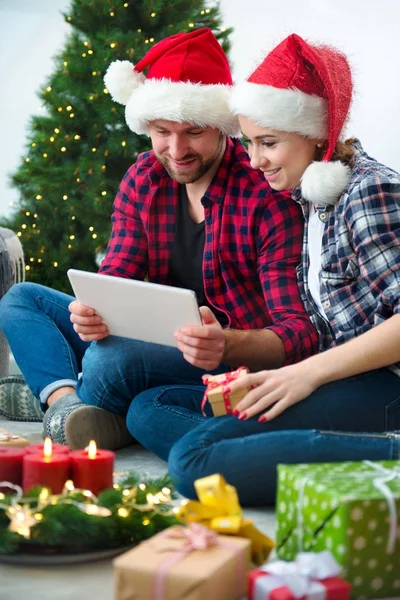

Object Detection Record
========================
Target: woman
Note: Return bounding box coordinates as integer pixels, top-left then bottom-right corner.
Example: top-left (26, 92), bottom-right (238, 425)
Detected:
top-left (128, 34), bottom-right (400, 505)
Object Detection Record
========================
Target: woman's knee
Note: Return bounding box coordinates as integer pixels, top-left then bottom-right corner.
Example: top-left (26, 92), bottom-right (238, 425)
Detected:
top-left (168, 434), bottom-right (204, 499)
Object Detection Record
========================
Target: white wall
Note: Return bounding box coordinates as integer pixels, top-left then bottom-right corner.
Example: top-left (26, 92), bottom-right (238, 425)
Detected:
top-left (1, 0), bottom-right (400, 219)
top-left (0, 0), bottom-right (70, 219)
top-left (220, 0), bottom-right (400, 173)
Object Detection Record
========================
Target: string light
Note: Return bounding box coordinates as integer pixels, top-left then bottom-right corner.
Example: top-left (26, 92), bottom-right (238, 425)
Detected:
top-left (53, 262), bottom-right (59, 268)
top-left (36, 195), bottom-right (42, 200)
top-left (124, 3), bottom-right (129, 7)
top-left (89, 226), bottom-right (94, 231)
top-left (69, 235), bottom-right (75, 240)
top-left (58, 107), bottom-right (63, 112)
top-left (84, 41), bottom-right (89, 46)
top-left (54, 128), bottom-right (60, 133)
top-left (82, 53), bottom-right (87, 58)
top-left (63, 61), bottom-right (68, 66)
top-left (25, 265), bottom-right (30, 271)
top-left (21, 224), bottom-right (27, 229)
top-left (92, 71), bottom-right (97, 76)
top-left (71, 216), bottom-right (76, 220)
top-left (110, 11), bottom-right (115, 16)
top-left (92, 147), bottom-right (97, 152)
top-left (151, 12), bottom-right (156, 17)
top-left (137, 28), bottom-right (141, 33)
top-left (70, 114), bottom-right (75, 118)
top-left (101, 191), bottom-right (107, 196)
top-left (49, 136), bottom-right (55, 142)
top-left (150, 37), bottom-right (155, 42)
top-left (74, 134), bottom-right (81, 140)
top-left (110, 43), bottom-right (116, 49)
top-left (61, 146), bottom-right (66, 152)
top-left (188, 23), bottom-right (194, 27)
top-left (25, 211), bottom-right (30, 216)
top-left (25, 158), bottom-right (30, 163)
top-left (31, 142), bottom-right (36, 147)
top-left (46, 86), bottom-right (51, 92)
top-left (43, 153), bottom-right (48, 158)
top-left (88, 50), bottom-right (93, 55)
top-left (63, 195), bottom-right (68, 200)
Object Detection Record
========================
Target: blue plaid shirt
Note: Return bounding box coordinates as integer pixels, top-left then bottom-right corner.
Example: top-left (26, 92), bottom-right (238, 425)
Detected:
top-left (294, 140), bottom-right (400, 376)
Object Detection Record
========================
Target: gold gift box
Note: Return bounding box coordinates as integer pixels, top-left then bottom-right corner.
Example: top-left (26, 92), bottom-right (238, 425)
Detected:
top-left (203, 367), bottom-right (249, 416)
top-left (113, 525), bottom-right (251, 600)
top-left (0, 428), bottom-right (30, 448)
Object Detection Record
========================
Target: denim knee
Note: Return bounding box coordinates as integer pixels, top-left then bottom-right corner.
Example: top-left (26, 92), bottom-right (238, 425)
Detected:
top-left (168, 435), bottom-right (203, 500)
top-left (0, 282), bottom-right (38, 332)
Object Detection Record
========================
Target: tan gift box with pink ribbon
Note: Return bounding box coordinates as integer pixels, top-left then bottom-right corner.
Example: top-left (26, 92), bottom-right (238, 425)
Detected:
top-left (201, 367), bottom-right (250, 416)
top-left (0, 428), bottom-right (30, 448)
top-left (113, 523), bottom-right (251, 600)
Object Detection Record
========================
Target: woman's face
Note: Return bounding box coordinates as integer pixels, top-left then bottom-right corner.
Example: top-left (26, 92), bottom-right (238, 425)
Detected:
top-left (239, 116), bottom-right (320, 190)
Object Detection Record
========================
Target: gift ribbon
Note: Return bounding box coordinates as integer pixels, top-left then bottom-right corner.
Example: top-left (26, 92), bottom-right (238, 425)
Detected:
top-left (254, 551), bottom-right (342, 600)
top-left (297, 460), bottom-right (400, 555)
top-left (152, 523), bottom-right (244, 600)
top-left (201, 366), bottom-right (248, 416)
top-left (0, 432), bottom-right (19, 441)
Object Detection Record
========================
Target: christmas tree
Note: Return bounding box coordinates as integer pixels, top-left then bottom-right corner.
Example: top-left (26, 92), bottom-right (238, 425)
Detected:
top-left (3, 0), bottom-right (232, 293)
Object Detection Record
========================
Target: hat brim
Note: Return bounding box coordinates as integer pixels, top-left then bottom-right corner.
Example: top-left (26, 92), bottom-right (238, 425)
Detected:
top-left (125, 79), bottom-right (240, 137)
top-left (230, 81), bottom-right (328, 139)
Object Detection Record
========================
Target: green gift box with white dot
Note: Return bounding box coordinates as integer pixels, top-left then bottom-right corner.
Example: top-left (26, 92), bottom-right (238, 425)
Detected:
top-left (276, 460), bottom-right (400, 599)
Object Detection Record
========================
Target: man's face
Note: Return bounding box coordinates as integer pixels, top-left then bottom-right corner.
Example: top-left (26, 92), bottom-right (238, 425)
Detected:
top-left (148, 120), bottom-right (225, 184)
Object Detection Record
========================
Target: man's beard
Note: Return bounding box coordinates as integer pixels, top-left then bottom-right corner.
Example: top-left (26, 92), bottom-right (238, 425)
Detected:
top-left (157, 135), bottom-right (224, 184)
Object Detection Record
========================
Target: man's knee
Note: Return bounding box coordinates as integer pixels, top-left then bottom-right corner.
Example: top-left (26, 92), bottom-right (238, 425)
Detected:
top-left (0, 282), bottom-right (39, 330)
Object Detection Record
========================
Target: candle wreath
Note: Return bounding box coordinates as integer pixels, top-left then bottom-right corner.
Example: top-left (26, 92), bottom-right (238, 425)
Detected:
top-left (0, 438), bottom-right (179, 556)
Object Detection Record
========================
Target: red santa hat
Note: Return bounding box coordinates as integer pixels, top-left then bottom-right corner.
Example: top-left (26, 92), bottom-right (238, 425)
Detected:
top-left (104, 28), bottom-right (240, 137)
top-left (230, 34), bottom-right (353, 204)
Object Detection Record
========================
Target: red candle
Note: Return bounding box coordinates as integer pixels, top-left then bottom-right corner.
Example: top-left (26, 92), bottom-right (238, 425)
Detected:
top-left (70, 441), bottom-right (114, 496)
top-left (0, 448), bottom-right (25, 491)
top-left (22, 438), bottom-right (71, 494)
top-left (25, 442), bottom-right (69, 455)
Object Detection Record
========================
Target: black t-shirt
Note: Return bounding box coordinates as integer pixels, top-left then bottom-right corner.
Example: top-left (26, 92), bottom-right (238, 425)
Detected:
top-left (169, 185), bottom-right (228, 327)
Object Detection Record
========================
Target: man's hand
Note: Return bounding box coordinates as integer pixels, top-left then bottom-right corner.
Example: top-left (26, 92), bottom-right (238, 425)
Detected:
top-left (229, 361), bottom-right (319, 422)
top-left (174, 306), bottom-right (225, 370)
top-left (69, 300), bottom-right (109, 342)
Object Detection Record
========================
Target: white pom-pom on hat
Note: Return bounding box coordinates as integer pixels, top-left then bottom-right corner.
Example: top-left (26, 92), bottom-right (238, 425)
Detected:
top-left (301, 160), bottom-right (351, 205)
top-left (104, 60), bottom-right (145, 106)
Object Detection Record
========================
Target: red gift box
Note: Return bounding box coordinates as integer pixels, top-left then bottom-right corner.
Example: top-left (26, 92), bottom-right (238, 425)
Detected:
top-left (248, 552), bottom-right (351, 600)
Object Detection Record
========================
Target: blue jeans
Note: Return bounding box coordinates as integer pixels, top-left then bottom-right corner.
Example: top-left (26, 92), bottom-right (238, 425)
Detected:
top-left (0, 282), bottom-right (228, 408)
top-left (126, 369), bottom-right (400, 505)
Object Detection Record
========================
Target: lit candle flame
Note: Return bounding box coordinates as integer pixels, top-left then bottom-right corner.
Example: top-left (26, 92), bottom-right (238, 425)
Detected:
top-left (87, 440), bottom-right (97, 459)
top-left (43, 437), bottom-right (53, 459)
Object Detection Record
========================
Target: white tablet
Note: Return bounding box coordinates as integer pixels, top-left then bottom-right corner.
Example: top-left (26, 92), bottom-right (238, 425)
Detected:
top-left (67, 269), bottom-right (202, 347)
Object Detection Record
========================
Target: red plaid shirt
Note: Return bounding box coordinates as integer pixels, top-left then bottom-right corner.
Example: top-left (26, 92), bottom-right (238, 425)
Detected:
top-left (99, 138), bottom-right (318, 364)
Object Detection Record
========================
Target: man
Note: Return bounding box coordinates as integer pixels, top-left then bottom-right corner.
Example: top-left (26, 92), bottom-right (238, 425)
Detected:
top-left (0, 29), bottom-right (317, 449)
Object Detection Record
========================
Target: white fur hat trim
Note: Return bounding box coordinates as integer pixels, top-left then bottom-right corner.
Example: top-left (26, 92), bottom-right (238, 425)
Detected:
top-left (230, 81), bottom-right (328, 139)
top-left (104, 60), bottom-right (145, 106)
top-left (125, 78), bottom-right (240, 137)
top-left (301, 160), bottom-right (351, 205)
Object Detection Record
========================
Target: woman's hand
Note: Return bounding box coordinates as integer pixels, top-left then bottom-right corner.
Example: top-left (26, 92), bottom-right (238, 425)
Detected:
top-left (174, 306), bottom-right (225, 370)
top-left (230, 362), bottom-right (320, 422)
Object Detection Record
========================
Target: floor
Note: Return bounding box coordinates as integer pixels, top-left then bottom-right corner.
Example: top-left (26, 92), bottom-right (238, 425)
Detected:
top-left (0, 418), bottom-right (276, 600)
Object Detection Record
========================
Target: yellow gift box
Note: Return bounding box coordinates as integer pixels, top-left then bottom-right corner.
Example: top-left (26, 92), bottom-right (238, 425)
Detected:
top-left (177, 474), bottom-right (274, 566)
top-left (201, 366), bottom-right (249, 416)
top-left (113, 524), bottom-right (251, 600)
